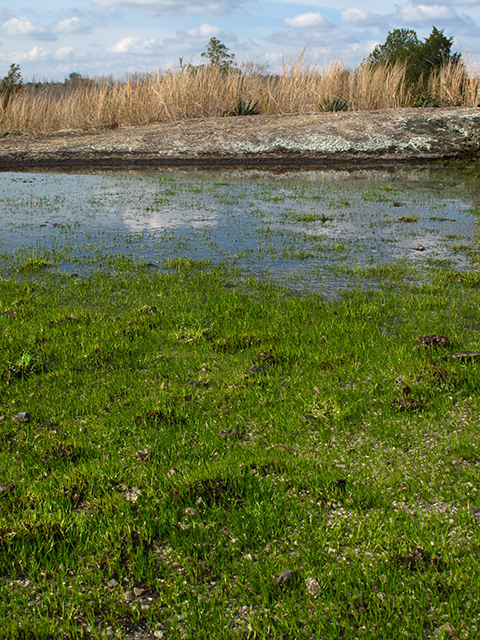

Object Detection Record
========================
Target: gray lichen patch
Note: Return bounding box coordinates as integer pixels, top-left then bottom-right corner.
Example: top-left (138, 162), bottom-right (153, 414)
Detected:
top-left (0, 107), bottom-right (479, 168)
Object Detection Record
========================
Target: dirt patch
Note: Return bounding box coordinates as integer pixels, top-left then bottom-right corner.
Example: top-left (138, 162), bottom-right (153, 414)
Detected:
top-left (0, 107), bottom-right (479, 169)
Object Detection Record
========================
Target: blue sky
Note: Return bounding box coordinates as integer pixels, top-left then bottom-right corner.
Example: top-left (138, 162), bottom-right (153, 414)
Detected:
top-left (1, 0), bottom-right (479, 81)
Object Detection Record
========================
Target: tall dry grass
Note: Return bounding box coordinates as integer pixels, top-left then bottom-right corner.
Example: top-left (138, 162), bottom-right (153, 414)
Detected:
top-left (1, 53), bottom-right (479, 134)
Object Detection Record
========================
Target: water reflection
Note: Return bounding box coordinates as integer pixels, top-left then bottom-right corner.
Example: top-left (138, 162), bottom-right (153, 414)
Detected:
top-left (1, 164), bottom-right (479, 291)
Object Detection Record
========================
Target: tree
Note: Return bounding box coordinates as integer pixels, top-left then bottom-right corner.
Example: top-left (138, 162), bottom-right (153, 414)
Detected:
top-left (0, 63), bottom-right (23, 108)
top-left (366, 26), bottom-right (460, 88)
top-left (201, 37), bottom-right (236, 73)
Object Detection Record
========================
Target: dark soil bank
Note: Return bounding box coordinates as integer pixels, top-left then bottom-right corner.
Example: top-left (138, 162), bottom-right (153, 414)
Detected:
top-left (0, 107), bottom-right (479, 169)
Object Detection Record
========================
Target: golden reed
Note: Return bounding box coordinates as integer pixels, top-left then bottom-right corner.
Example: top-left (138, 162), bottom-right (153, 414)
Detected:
top-left (1, 52), bottom-right (479, 134)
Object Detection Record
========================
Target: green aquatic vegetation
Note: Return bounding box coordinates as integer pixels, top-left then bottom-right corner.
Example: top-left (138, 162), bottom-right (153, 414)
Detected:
top-left (14, 252), bottom-right (52, 272)
top-left (399, 215), bottom-right (419, 223)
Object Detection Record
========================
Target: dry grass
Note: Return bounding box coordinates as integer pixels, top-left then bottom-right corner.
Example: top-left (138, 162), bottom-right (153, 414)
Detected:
top-left (1, 52), bottom-right (479, 134)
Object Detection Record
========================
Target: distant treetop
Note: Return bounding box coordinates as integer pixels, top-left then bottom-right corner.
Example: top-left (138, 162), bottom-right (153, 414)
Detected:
top-left (366, 26), bottom-right (461, 87)
top-left (0, 63), bottom-right (24, 108)
top-left (200, 37), bottom-right (237, 73)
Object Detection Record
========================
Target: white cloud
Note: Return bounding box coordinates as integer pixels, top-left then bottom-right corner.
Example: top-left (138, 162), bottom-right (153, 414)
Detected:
top-left (54, 17), bottom-right (92, 35)
top-left (185, 24), bottom-right (220, 38)
top-left (161, 25), bottom-right (237, 55)
top-left (3, 17), bottom-right (37, 36)
top-left (53, 47), bottom-right (75, 60)
top-left (395, 3), bottom-right (455, 22)
top-left (109, 36), bottom-right (158, 54)
top-left (283, 12), bottom-right (326, 29)
top-left (339, 9), bottom-right (371, 25)
top-left (17, 46), bottom-right (48, 62)
top-left (110, 36), bottom-right (140, 54)
top-left (339, 8), bottom-right (386, 29)
top-left (90, 0), bottom-right (246, 15)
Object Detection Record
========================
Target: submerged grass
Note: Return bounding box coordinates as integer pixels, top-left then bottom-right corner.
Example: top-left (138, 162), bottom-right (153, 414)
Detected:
top-left (1, 259), bottom-right (480, 638)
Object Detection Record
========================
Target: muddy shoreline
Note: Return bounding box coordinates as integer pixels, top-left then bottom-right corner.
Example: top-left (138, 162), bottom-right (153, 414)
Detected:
top-left (0, 107), bottom-right (479, 170)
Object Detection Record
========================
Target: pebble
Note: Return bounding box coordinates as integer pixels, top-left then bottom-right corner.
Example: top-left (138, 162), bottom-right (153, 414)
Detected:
top-left (12, 412), bottom-right (30, 423)
top-left (136, 449), bottom-right (149, 461)
top-left (271, 569), bottom-right (299, 586)
top-left (305, 577), bottom-right (321, 597)
top-left (0, 483), bottom-right (14, 495)
top-left (133, 587), bottom-right (145, 597)
top-left (107, 579), bottom-right (118, 588)
top-left (249, 365), bottom-right (266, 374)
top-left (184, 507), bottom-right (198, 518)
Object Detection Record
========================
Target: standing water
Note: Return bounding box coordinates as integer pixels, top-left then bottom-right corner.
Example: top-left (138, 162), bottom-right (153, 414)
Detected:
top-left (1, 164), bottom-right (479, 294)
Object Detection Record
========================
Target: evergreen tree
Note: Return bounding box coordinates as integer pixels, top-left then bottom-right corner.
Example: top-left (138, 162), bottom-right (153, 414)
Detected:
top-left (0, 63), bottom-right (23, 108)
top-left (201, 37), bottom-right (236, 74)
top-left (366, 26), bottom-right (460, 88)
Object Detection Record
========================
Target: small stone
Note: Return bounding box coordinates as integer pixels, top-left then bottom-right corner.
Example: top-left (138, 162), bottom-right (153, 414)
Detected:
top-left (249, 365), bottom-right (266, 374)
top-left (271, 569), bottom-right (299, 587)
top-left (107, 579), bottom-right (118, 588)
top-left (12, 412), bottom-right (30, 423)
top-left (154, 632), bottom-right (164, 639)
top-left (0, 483), bottom-right (14, 495)
top-left (133, 587), bottom-right (145, 597)
top-left (125, 487), bottom-right (142, 502)
top-left (123, 590), bottom-right (134, 602)
top-left (136, 449), bottom-right (149, 461)
top-left (416, 334), bottom-right (450, 348)
top-left (184, 507), bottom-right (198, 518)
top-left (167, 468), bottom-right (178, 477)
top-left (59, 564), bottom-right (65, 572)
top-left (305, 577), bottom-right (321, 597)
top-left (412, 245), bottom-right (425, 251)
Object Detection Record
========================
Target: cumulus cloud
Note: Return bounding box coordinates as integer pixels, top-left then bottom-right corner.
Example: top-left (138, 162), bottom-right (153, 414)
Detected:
top-left (184, 24), bottom-right (220, 38)
top-left (161, 25), bottom-right (237, 54)
top-left (339, 8), bottom-right (386, 28)
top-left (283, 12), bottom-right (326, 29)
top-left (16, 46), bottom-right (49, 62)
top-left (109, 36), bottom-right (156, 54)
top-left (390, 2), bottom-right (478, 35)
top-left (394, 3), bottom-right (456, 22)
top-left (53, 47), bottom-right (75, 60)
top-left (53, 17), bottom-right (92, 36)
top-left (1, 15), bottom-right (58, 41)
top-left (3, 17), bottom-right (38, 36)
top-left (90, 0), bottom-right (247, 15)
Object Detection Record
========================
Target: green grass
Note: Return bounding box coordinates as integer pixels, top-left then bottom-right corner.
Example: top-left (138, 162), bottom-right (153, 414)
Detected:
top-left (1, 260), bottom-right (480, 638)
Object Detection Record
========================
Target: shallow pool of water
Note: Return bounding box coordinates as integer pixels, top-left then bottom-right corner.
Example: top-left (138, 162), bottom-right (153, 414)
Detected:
top-left (1, 164), bottom-right (479, 293)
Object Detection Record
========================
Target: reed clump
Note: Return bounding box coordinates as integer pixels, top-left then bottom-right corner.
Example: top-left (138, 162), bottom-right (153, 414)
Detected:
top-left (1, 52), bottom-right (479, 134)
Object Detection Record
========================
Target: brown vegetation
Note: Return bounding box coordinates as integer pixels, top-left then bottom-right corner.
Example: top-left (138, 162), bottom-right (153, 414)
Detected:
top-left (1, 52), bottom-right (479, 134)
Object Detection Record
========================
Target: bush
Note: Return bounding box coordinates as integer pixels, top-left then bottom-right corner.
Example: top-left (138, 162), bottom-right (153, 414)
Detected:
top-left (366, 26), bottom-right (461, 92)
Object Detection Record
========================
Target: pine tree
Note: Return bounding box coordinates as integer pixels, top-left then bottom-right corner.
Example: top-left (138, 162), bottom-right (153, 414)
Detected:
top-left (0, 63), bottom-right (23, 109)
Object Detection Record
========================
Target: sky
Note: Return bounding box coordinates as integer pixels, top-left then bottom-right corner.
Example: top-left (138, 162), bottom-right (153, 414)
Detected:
top-left (0, 0), bottom-right (479, 82)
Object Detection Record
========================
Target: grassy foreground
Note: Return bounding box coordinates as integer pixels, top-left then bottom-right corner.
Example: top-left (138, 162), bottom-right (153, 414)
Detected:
top-left (1, 262), bottom-right (480, 639)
